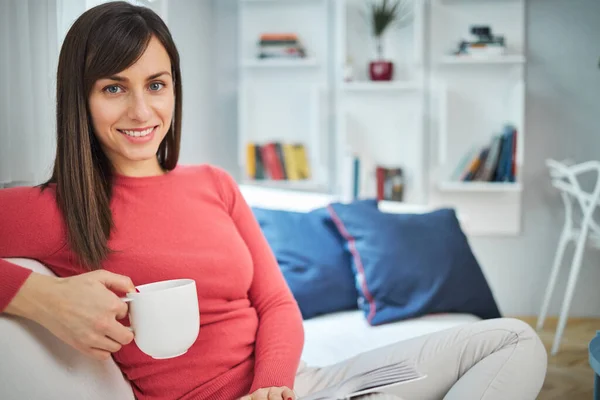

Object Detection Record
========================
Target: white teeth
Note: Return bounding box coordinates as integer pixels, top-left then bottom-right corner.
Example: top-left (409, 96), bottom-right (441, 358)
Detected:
top-left (121, 127), bottom-right (154, 137)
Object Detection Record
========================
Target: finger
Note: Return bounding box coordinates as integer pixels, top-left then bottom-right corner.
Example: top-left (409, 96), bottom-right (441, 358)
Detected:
top-left (238, 396), bottom-right (251, 400)
top-left (281, 387), bottom-right (295, 400)
top-left (105, 320), bottom-right (134, 345)
top-left (268, 388), bottom-right (283, 400)
top-left (253, 388), bottom-right (269, 400)
top-left (86, 347), bottom-right (112, 361)
top-left (91, 334), bottom-right (123, 353)
top-left (113, 299), bottom-right (129, 320)
top-left (96, 271), bottom-right (135, 293)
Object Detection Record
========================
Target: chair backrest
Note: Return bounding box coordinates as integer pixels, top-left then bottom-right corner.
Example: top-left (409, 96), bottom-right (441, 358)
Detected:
top-left (546, 159), bottom-right (600, 236)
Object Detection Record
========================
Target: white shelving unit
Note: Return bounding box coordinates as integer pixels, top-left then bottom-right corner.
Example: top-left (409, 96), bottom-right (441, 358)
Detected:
top-left (333, 0), bottom-right (427, 204)
top-left (237, 0), bottom-right (332, 192)
top-left (235, 0), bottom-right (527, 235)
top-left (428, 0), bottom-right (526, 235)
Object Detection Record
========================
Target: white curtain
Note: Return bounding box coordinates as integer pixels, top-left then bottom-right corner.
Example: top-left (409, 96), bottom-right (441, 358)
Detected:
top-left (0, 0), bottom-right (61, 187)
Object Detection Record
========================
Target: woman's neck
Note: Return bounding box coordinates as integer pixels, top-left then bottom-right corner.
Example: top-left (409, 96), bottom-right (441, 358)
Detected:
top-left (113, 158), bottom-right (166, 178)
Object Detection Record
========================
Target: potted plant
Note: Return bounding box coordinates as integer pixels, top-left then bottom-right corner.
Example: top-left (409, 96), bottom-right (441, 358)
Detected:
top-left (367, 0), bottom-right (412, 81)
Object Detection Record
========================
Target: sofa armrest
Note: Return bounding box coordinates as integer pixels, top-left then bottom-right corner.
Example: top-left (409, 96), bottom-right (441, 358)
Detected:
top-left (0, 258), bottom-right (135, 400)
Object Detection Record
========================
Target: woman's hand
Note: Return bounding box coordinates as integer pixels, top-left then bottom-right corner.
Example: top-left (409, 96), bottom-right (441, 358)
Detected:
top-left (7, 270), bottom-right (136, 361)
top-left (239, 386), bottom-right (296, 400)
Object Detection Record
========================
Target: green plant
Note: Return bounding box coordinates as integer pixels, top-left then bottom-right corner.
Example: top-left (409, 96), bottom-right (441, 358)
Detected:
top-left (366, 0), bottom-right (412, 59)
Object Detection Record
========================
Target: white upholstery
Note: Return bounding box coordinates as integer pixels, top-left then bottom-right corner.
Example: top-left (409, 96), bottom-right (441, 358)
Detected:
top-left (0, 258), bottom-right (135, 400)
top-left (301, 310), bottom-right (480, 367)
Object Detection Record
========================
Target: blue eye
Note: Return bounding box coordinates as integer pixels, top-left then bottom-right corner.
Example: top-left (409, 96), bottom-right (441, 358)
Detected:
top-left (104, 85), bottom-right (122, 94)
top-left (149, 82), bottom-right (164, 91)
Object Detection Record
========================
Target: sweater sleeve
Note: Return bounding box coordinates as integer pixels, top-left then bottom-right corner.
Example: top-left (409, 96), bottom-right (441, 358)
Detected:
top-left (209, 166), bottom-right (304, 392)
top-left (0, 186), bottom-right (66, 312)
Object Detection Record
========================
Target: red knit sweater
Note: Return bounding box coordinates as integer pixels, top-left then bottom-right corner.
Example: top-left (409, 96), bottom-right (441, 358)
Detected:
top-left (0, 165), bottom-right (305, 400)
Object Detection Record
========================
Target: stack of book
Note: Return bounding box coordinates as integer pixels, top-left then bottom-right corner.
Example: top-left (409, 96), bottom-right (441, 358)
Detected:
top-left (257, 33), bottom-right (306, 59)
top-left (451, 124), bottom-right (517, 183)
top-left (245, 142), bottom-right (311, 181)
top-left (453, 26), bottom-right (506, 57)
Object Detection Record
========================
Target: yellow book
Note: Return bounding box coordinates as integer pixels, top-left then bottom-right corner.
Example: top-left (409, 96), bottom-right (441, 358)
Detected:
top-left (245, 143), bottom-right (256, 178)
top-left (294, 144), bottom-right (311, 180)
top-left (282, 144), bottom-right (301, 180)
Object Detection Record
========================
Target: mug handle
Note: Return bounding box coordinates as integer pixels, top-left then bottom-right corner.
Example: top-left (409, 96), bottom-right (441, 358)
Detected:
top-left (119, 296), bottom-right (134, 332)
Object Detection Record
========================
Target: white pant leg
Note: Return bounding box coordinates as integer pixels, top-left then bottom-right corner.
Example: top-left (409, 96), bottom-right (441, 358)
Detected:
top-left (294, 318), bottom-right (547, 400)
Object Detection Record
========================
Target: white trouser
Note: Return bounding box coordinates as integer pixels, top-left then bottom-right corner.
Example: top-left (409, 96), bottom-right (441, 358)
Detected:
top-left (294, 318), bottom-right (547, 400)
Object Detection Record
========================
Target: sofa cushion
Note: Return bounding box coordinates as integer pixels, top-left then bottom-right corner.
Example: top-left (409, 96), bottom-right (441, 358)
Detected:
top-left (301, 310), bottom-right (481, 367)
top-left (327, 203), bottom-right (502, 325)
top-left (252, 206), bottom-right (360, 319)
top-left (0, 258), bottom-right (135, 400)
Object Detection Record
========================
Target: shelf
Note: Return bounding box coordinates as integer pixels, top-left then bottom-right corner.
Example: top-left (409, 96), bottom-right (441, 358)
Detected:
top-left (441, 55), bottom-right (526, 65)
top-left (241, 58), bottom-right (318, 68)
top-left (442, 0), bottom-right (520, 3)
top-left (242, 179), bottom-right (327, 192)
top-left (378, 200), bottom-right (469, 225)
top-left (341, 81), bottom-right (421, 92)
top-left (241, 0), bottom-right (324, 3)
top-left (438, 181), bottom-right (522, 192)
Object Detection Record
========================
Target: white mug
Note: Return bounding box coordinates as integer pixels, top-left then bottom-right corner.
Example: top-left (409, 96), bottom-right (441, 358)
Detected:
top-left (121, 279), bottom-right (200, 359)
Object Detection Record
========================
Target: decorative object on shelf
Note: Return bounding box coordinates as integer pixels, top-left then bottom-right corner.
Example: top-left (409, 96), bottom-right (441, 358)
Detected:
top-left (245, 141), bottom-right (311, 182)
top-left (257, 33), bottom-right (306, 59)
top-left (450, 124), bottom-right (517, 184)
top-left (366, 0), bottom-right (412, 81)
top-left (452, 26), bottom-right (506, 58)
top-left (343, 56), bottom-right (355, 82)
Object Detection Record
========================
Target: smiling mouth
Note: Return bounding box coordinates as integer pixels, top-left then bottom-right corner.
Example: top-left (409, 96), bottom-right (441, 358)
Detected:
top-left (117, 126), bottom-right (157, 137)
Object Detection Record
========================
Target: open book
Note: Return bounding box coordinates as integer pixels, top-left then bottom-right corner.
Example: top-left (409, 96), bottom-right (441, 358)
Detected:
top-left (299, 360), bottom-right (425, 400)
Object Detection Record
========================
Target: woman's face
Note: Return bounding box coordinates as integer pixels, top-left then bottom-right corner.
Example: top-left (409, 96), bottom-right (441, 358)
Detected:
top-left (88, 36), bottom-right (174, 176)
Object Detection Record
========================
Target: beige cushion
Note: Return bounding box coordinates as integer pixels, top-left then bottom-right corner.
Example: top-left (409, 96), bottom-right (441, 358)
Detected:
top-left (0, 258), bottom-right (134, 400)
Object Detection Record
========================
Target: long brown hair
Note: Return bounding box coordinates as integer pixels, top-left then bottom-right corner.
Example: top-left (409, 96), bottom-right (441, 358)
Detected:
top-left (42, 1), bottom-right (182, 270)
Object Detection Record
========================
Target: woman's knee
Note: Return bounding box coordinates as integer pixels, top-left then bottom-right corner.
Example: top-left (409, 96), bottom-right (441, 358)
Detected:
top-left (492, 317), bottom-right (547, 365)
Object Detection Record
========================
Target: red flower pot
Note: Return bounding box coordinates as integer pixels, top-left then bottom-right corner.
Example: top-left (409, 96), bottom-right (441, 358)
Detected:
top-left (369, 61), bottom-right (394, 81)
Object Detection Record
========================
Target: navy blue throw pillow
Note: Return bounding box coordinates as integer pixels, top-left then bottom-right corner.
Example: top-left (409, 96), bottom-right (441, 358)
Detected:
top-left (252, 206), bottom-right (359, 319)
top-left (327, 202), bottom-right (501, 325)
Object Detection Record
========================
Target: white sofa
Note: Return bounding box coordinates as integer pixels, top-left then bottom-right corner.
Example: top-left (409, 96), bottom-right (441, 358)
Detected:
top-left (0, 186), bottom-right (480, 399)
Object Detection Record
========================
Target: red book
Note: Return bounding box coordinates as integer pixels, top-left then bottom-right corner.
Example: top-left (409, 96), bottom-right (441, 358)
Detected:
top-left (260, 143), bottom-right (285, 180)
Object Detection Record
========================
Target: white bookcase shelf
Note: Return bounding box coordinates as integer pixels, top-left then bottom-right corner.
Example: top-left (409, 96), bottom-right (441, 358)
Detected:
top-left (334, 0), bottom-right (427, 204)
top-left (440, 54), bottom-right (526, 64)
top-left (242, 179), bottom-right (327, 192)
top-left (429, 0), bottom-right (526, 235)
top-left (341, 80), bottom-right (421, 92)
top-left (241, 57), bottom-right (319, 68)
top-left (438, 181), bottom-right (522, 192)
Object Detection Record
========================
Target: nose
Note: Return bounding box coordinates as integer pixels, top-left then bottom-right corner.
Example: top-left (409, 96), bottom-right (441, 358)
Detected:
top-left (127, 92), bottom-right (152, 122)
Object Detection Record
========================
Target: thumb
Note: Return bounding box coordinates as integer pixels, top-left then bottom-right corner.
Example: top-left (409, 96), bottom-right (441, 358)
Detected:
top-left (95, 270), bottom-right (136, 293)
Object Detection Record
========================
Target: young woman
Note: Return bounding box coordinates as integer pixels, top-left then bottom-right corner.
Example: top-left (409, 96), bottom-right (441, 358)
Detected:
top-left (0, 2), bottom-right (547, 400)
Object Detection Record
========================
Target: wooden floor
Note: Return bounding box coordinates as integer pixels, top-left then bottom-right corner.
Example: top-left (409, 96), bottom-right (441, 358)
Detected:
top-left (516, 317), bottom-right (598, 400)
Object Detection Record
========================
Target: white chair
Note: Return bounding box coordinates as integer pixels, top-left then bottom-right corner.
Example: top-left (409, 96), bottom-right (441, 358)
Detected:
top-left (537, 159), bottom-right (600, 355)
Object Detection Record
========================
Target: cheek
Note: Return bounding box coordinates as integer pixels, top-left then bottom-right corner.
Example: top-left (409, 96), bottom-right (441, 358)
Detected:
top-left (89, 98), bottom-right (122, 133)
top-left (155, 96), bottom-right (175, 123)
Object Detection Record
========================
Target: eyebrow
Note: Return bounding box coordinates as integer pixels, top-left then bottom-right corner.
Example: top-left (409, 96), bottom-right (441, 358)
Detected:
top-left (104, 71), bottom-right (171, 82)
